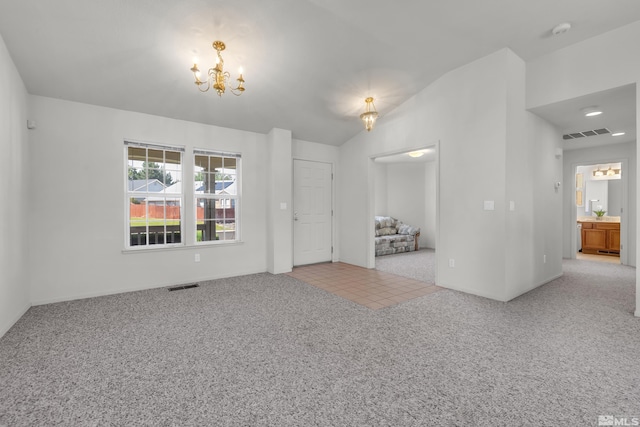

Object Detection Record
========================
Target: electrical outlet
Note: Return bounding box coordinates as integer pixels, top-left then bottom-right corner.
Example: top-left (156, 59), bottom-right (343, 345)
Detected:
top-left (195, 253), bottom-right (200, 263)
top-left (543, 254), bottom-right (546, 264)
top-left (449, 258), bottom-right (455, 268)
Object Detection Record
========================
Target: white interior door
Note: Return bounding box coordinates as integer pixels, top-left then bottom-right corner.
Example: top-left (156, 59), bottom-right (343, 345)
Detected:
top-left (293, 160), bottom-right (332, 266)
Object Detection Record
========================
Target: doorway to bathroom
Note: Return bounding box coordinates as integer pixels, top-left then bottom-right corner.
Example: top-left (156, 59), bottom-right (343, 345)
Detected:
top-left (575, 162), bottom-right (624, 264)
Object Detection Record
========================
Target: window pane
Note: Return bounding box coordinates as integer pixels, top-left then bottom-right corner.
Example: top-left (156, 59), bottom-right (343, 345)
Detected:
top-left (223, 157), bottom-right (236, 171)
top-left (219, 175), bottom-right (237, 195)
top-left (128, 146), bottom-right (146, 163)
top-left (147, 198), bottom-right (182, 244)
top-left (126, 144), bottom-right (183, 248)
top-left (128, 167), bottom-right (147, 191)
top-left (201, 172), bottom-right (215, 194)
top-left (216, 219), bottom-right (236, 241)
top-left (129, 202), bottom-right (147, 246)
top-left (162, 169), bottom-right (177, 188)
top-left (193, 152), bottom-right (240, 244)
top-left (210, 156), bottom-right (223, 170)
top-left (147, 149), bottom-right (164, 164)
top-left (197, 198), bottom-right (219, 241)
top-left (164, 152), bottom-right (181, 189)
top-left (217, 198), bottom-right (236, 217)
top-left (195, 155), bottom-right (209, 171)
top-left (165, 150), bottom-right (181, 165)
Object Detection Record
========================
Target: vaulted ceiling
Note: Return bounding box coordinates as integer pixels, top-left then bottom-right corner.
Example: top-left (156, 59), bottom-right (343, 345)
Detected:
top-left (1, 0), bottom-right (640, 146)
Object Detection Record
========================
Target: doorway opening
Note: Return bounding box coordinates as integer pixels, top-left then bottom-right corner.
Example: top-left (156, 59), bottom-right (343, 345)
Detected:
top-left (575, 162), bottom-right (624, 265)
top-left (370, 145), bottom-right (438, 284)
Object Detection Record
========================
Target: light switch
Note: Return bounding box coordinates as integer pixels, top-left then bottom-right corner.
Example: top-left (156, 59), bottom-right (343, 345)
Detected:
top-left (280, 202), bottom-right (287, 210)
top-left (509, 201), bottom-right (515, 211)
top-left (483, 200), bottom-right (495, 211)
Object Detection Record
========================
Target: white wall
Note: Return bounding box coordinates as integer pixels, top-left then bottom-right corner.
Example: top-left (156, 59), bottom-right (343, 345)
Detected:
top-left (266, 128), bottom-right (292, 274)
top-left (373, 162), bottom-right (388, 216)
top-left (386, 162), bottom-right (429, 249)
top-left (28, 96), bottom-right (270, 304)
top-left (0, 34), bottom-right (30, 336)
top-left (340, 48), bottom-right (562, 302)
top-left (562, 142), bottom-right (636, 265)
top-left (424, 161), bottom-right (437, 249)
top-left (525, 114), bottom-right (564, 295)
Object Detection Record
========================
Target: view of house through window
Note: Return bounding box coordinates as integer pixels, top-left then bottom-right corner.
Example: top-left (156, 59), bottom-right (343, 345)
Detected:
top-left (194, 150), bottom-right (240, 243)
top-left (126, 142), bottom-right (184, 247)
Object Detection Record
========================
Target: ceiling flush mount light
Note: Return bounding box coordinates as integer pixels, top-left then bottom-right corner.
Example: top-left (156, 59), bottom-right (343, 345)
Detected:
top-left (581, 106), bottom-right (602, 117)
top-left (551, 22), bottom-right (571, 36)
top-left (612, 132), bottom-right (626, 136)
top-left (360, 97), bottom-right (378, 132)
top-left (408, 151), bottom-right (425, 158)
top-left (190, 41), bottom-right (245, 97)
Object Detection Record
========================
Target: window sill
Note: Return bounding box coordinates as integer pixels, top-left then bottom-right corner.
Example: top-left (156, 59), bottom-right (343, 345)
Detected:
top-left (121, 241), bottom-right (244, 254)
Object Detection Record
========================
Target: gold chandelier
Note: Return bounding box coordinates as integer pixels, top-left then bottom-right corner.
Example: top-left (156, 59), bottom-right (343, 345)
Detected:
top-left (360, 97), bottom-right (378, 131)
top-left (190, 41), bottom-right (245, 97)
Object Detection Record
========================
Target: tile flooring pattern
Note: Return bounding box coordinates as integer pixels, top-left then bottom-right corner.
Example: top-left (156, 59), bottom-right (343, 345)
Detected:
top-left (286, 262), bottom-right (442, 310)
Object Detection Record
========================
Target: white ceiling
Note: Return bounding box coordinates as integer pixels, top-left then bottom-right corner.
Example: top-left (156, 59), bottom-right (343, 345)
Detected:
top-left (1, 0), bottom-right (640, 146)
top-left (530, 84), bottom-right (636, 151)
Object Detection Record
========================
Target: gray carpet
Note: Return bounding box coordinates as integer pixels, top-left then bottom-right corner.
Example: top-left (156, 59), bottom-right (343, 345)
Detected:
top-left (375, 248), bottom-right (436, 284)
top-left (1, 259), bottom-right (639, 426)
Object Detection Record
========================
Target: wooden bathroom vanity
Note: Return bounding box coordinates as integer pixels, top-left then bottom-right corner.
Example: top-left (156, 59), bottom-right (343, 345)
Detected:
top-left (579, 220), bottom-right (620, 257)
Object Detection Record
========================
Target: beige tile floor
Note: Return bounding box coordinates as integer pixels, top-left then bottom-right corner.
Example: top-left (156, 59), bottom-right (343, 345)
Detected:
top-left (286, 262), bottom-right (442, 310)
top-left (576, 252), bottom-right (621, 264)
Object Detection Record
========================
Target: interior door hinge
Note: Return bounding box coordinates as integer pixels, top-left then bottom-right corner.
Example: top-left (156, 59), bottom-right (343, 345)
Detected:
top-left (331, 246), bottom-right (333, 254)
top-left (331, 173), bottom-right (334, 180)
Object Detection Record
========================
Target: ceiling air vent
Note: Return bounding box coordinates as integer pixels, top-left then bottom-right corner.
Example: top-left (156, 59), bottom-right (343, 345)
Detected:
top-left (563, 128), bottom-right (610, 140)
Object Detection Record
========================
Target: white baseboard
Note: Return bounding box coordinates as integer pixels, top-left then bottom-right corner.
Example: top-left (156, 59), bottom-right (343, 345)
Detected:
top-left (31, 268), bottom-right (267, 306)
top-left (635, 310), bottom-right (640, 318)
top-left (436, 282), bottom-right (510, 302)
top-left (437, 273), bottom-right (564, 303)
top-left (0, 302), bottom-right (31, 339)
top-left (503, 273), bottom-right (564, 302)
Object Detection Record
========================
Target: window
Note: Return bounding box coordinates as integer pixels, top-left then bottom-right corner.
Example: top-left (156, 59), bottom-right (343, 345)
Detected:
top-left (126, 141), bottom-right (184, 248)
top-left (194, 150), bottom-right (240, 243)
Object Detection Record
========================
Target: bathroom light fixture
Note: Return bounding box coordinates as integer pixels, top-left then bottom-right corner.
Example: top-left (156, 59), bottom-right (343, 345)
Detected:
top-left (408, 151), bottom-right (425, 158)
top-left (581, 107), bottom-right (602, 117)
top-left (360, 97), bottom-right (378, 132)
top-left (190, 41), bottom-right (245, 96)
top-left (593, 166), bottom-right (604, 177)
top-left (612, 132), bottom-right (626, 136)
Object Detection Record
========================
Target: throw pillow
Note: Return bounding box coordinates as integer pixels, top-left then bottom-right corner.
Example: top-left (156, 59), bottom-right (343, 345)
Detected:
top-left (398, 224), bottom-right (420, 236)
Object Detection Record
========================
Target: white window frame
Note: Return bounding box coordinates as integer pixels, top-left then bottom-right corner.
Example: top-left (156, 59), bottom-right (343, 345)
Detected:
top-left (194, 149), bottom-right (241, 245)
top-left (124, 140), bottom-right (185, 250)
